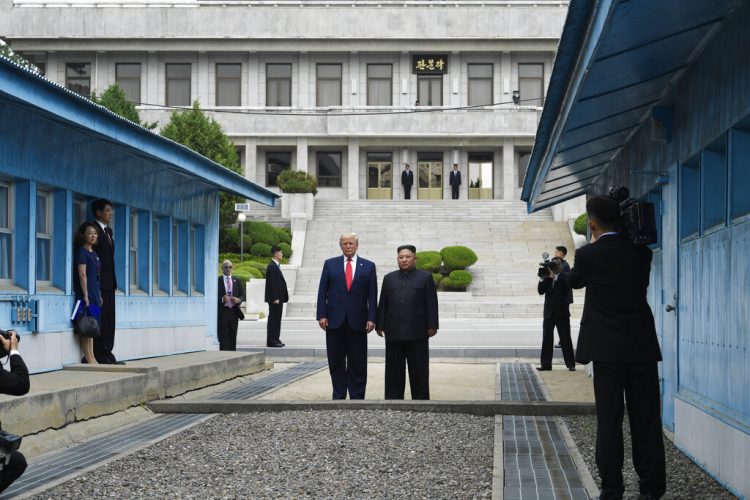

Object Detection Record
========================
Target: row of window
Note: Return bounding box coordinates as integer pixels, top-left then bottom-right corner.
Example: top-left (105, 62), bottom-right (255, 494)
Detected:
top-left (58, 62), bottom-right (545, 108)
top-left (0, 182), bottom-right (205, 297)
top-left (680, 118), bottom-right (750, 240)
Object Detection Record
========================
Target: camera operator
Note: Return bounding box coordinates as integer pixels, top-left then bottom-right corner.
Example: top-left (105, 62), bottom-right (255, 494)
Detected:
top-left (568, 195), bottom-right (665, 500)
top-left (536, 257), bottom-right (575, 371)
top-left (0, 329), bottom-right (30, 493)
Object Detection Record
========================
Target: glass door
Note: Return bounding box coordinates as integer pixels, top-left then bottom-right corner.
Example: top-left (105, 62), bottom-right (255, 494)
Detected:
top-left (417, 161), bottom-right (443, 199)
top-left (468, 152), bottom-right (494, 199)
top-left (367, 161), bottom-right (393, 199)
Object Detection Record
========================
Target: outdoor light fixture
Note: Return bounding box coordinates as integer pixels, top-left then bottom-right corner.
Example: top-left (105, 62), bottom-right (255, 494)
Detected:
top-left (237, 212), bottom-right (247, 262)
top-left (512, 90), bottom-right (520, 105)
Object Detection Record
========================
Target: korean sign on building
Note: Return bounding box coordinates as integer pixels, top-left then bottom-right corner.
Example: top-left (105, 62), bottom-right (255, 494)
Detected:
top-left (412, 55), bottom-right (448, 74)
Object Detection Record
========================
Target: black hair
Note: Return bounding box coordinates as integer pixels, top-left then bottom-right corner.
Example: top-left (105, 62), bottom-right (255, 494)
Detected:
top-left (75, 222), bottom-right (99, 247)
top-left (555, 245), bottom-right (568, 256)
top-left (91, 198), bottom-right (113, 216)
top-left (586, 195), bottom-right (620, 231)
top-left (271, 246), bottom-right (281, 254)
top-left (397, 245), bottom-right (417, 254)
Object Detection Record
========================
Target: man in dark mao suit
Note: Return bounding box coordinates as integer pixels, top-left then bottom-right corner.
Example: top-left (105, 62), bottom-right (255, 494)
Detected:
top-left (449, 163), bottom-right (461, 199)
top-left (536, 256), bottom-right (575, 371)
top-left (401, 164), bottom-right (414, 200)
top-left (218, 260), bottom-right (245, 351)
top-left (376, 245), bottom-right (439, 400)
top-left (316, 233), bottom-right (378, 400)
top-left (265, 246), bottom-right (289, 348)
top-left (91, 198), bottom-right (122, 364)
top-left (569, 195), bottom-right (666, 500)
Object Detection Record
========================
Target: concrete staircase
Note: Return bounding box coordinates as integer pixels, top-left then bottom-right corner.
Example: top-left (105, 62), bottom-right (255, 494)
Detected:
top-left (287, 200), bottom-right (583, 319)
top-left (246, 200), bottom-right (288, 228)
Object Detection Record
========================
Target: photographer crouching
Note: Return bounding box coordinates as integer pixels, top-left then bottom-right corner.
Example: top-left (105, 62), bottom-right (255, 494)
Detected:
top-left (536, 256), bottom-right (575, 371)
top-left (0, 329), bottom-right (30, 493)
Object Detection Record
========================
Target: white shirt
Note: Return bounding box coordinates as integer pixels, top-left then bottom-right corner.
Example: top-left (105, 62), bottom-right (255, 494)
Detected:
top-left (343, 254), bottom-right (358, 280)
top-left (95, 219), bottom-right (108, 231)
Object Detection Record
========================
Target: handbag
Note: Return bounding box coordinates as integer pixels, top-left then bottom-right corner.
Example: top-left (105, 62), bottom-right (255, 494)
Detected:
top-left (74, 308), bottom-right (100, 338)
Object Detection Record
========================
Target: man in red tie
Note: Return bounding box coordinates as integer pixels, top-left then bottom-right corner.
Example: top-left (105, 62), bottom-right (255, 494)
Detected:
top-left (218, 260), bottom-right (245, 350)
top-left (316, 233), bottom-right (378, 399)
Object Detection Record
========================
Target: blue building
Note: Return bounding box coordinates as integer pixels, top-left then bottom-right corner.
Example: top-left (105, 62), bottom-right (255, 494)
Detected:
top-left (523, 1), bottom-right (750, 496)
top-left (0, 56), bottom-right (277, 373)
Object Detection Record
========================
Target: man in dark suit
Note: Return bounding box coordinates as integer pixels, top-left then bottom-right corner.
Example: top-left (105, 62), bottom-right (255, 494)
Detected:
top-left (553, 245), bottom-right (573, 349)
top-left (449, 163), bottom-right (462, 199)
top-left (316, 233), bottom-right (378, 399)
top-left (536, 256), bottom-right (575, 371)
top-left (0, 330), bottom-right (29, 493)
top-left (265, 246), bottom-right (288, 348)
top-left (568, 195), bottom-right (665, 500)
top-left (376, 245), bottom-right (439, 400)
top-left (91, 198), bottom-right (123, 364)
top-left (401, 164), bottom-right (414, 200)
top-left (218, 260), bottom-right (245, 351)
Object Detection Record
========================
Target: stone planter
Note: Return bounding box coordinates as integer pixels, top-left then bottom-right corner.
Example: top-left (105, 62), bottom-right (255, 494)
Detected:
top-left (281, 192), bottom-right (315, 220)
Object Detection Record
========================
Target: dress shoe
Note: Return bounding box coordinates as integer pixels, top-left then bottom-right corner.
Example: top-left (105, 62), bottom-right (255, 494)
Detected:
top-left (114, 360), bottom-right (126, 365)
top-left (554, 343), bottom-right (562, 348)
top-left (568, 366), bottom-right (576, 371)
top-left (267, 342), bottom-right (285, 348)
top-left (536, 366), bottom-right (552, 371)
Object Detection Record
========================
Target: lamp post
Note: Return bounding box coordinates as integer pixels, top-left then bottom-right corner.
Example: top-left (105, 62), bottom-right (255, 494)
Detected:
top-left (237, 212), bottom-right (246, 262)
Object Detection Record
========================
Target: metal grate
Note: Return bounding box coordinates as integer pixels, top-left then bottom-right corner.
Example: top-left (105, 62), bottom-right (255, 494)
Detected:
top-left (212, 361), bottom-right (327, 400)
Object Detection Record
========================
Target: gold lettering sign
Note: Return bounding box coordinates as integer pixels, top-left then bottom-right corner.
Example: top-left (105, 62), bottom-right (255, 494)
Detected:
top-left (412, 54), bottom-right (448, 74)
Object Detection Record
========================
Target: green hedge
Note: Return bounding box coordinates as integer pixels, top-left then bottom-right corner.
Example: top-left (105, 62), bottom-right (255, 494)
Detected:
top-left (416, 251), bottom-right (443, 273)
top-left (276, 227), bottom-right (292, 244)
top-left (247, 221), bottom-right (280, 246)
top-left (251, 242), bottom-right (273, 257)
top-left (235, 260), bottom-right (267, 278)
top-left (440, 246), bottom-right (478, 272)
top-left (277, 169), bottom-right (318, 195)
top-left (574, 213), bottom-right (588, 235)
top-left (278, 242), bottom-right (292, 257)
top-left (441, 270), bottom-right (473, 291)
top-left (219, 226), bottom-right (252, 254)
top-left (432, 273), bottom-right (444, 285)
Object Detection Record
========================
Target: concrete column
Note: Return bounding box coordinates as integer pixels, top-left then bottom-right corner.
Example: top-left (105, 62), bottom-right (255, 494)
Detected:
top-left (493, 150), bottom-right (503, 200)
top-left (247, 53), bottom-right (259, 107)
top-left (93, 52), bottom-right (107, 94)
top-left (298, 53), bottom-right (309, 108)
top-left (347, 139), bottom-right (360, 199)
top-left (244, 137), bottom-right (258, 183)
top-left (296, 137), bottom-right (308, 173)
top-left (197, 52), bottom-right (209, 106)
top-left (146, 52), bottom-right (159, 106)
top-left (46, 52), bottom-right (59, 84)
top-left (400, 52), bottom-right (410, 107)
top-left (450, 52), bottom-right (461, 107)
top-left (349, 52), bottom-right (360, 107)
top-left (502, 138), bottom-right (515, 200)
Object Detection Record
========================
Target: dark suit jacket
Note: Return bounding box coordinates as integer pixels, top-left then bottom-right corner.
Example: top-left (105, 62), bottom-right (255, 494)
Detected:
top-left (568, 234), bottom-right (661, 364)
top-left (93, 222), bottom-right (117, 290)
top-left (449, 171), bottom-right (462, 187)
top-left (316, 255), bottom-right (377, 331)
top-left (377, 269), bottom-right (439, 342)
top-left (562, 260), bottom-right (574, 304)
top-left (538, 273), bottom-right (571, 320)
top-left (0, 353), bottom-right (30, 396)
top-left (218, 275), bottom-right (245, 320)
top-left (401, 170), bottom-right (414, 188)
top-left (264, 261), bottom-right (289, 304)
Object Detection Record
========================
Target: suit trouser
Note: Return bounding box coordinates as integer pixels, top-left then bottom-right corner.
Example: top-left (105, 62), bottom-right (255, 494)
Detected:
top-left (404, 186), bottom-right (412, 199)
top-left (540, 316), bottom-right (575, 368)
top-left (218, 307), bottom-right (239, 351)
top-left (385, 339), bottom-right (430, 400)
top-left (0, 450), bottom-right (26, 493)
top-left (593, 361), bottom-right (666, 500)
top-left (451, 185), bottom-right (459, 199)
top-left (266, 303), bottom-right (283, 345)
top-left (326, 320), bottom-right (367, 399)
top-left (94, 288), bottom-right (117, 363)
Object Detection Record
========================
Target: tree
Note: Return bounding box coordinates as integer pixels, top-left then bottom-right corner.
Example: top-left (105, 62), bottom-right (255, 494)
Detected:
top-left (0, 40), bottom-right (41, 73)
top-left (91, 84), bottom-right (157, 129)
top-left (160, 102), bottom-right (242, 248)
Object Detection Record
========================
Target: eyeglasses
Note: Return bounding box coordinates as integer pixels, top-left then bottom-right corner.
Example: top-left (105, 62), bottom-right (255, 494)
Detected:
top-left (223, 265), bottom-right (233, 269)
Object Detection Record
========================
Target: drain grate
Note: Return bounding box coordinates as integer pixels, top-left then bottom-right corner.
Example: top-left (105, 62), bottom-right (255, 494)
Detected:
top-left (4, 361), bottom-right (328, 498)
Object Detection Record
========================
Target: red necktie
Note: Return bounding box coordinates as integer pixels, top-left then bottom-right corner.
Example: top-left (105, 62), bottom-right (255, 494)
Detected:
top-left (345, 258), bottom-right (353, 291)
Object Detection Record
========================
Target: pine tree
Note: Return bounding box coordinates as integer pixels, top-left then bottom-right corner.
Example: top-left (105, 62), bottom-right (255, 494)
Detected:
top-left (91, 84), bottom-right (157, 129)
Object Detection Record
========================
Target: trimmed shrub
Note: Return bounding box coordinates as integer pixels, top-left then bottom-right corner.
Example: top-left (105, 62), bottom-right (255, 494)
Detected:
top-left (574, 213), bottom-right (588, 235)
top-left (247, 221), bottom-right (280, 246)
top-left (440, 246), bottom-right (478, 272)
top-left (441, 270), bottom-right (473, 291)
top-left (278, 242), bottom-right (293, 257)
top-left (432, 273), bottom-right (444, 286)
top-left (277, 169), bottom-right (318, 195)
top-left (276, 227), bottom-right (292, 244)
top-left (416, 251), bottom-right (443, 273)
top-left (234, 260), bottom-right (268, 278)
top-left (250, 242), bottom-right (273, 257)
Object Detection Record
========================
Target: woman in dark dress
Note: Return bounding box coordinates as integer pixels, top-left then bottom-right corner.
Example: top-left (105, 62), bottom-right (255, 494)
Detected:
top-left (73, 222), bottom-right (102, 364)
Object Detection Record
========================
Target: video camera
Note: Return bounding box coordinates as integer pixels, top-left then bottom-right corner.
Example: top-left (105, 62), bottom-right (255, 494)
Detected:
top-left (608, 186), bottom-right (658, 245)
top-left (0, 330), bottom-right (19, 357)
top-left (537, 253), bottom-right (563, 278)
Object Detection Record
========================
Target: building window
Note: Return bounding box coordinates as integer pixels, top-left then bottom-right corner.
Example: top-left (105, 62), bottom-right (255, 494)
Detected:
top-left (266, 63), bottom-right (292, 106)
top-left (129, 211), bottom-right (138, 291)
top-left (73, 196), bottom-right (90, 231)
top-left (730, 124), bottom-right (750, 219)
top-left (0, 183), bottom-right (12, 282)
top-left (190, 227), bottom-right (196, 293)
top-left (468, 152), bottom-right (494, 199)
top-left (518, 151), bottom-right (532, 187)
top-left (65, 63), bottom-right (91, 97)
top-left (367, 64), bottom-right (392, 106)
top-left (518, 63), bottom-right (544, 107)
top-left (36, 191), bottom-right (52, 283)
top-left (172, 222), bottom-right (179, 292)
top-left (235, 146), bottom-right (245, 172)
top-left (468, 64), bottom-right (493, 106)
top-left (417, 75), bottom-right (442, 106)
top-left (216, 63), bottom-right (242, 106)
top-left (316, 64), bottom-right (342, 107)
top-left (152, 219), bottom-right (159, 292)
top-left (680, 157), bottom-right (700, 240)
top-left (316, 152), bottom-right (343, 187)
top-left (166, 63), bottom-right (191, 107)
top-left (266, 151), bottom-right (292, 187)
top-left (116, 63), bottom-right (141, 104)
top-left (701, 134), bottom-right (727, 232)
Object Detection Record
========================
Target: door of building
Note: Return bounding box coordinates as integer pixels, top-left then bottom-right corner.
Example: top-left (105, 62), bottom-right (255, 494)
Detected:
top-left (468, 153), bottom-right (494, 199)
top-left (417, 161), bottom-right (443, 199)
top-left (367, 161), bottom-right (393, 199)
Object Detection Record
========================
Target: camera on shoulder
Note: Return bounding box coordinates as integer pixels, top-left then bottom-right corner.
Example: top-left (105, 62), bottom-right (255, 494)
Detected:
top-left (608, 185), bottom-right (658, 245)
top-left (0, 330), bottom-right (19, 357)
top-left (537, 253), bottom-right (563, 278)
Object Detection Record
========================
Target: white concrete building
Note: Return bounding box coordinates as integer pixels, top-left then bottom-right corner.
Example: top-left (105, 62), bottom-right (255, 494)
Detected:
top-left (1, 0), bottom-right (568, 202)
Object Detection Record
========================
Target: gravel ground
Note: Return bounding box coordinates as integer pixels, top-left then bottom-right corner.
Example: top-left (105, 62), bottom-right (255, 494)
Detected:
top-left (32, 411), bottom-right (494, 499)
top-left (564, 416), bottom-right (737, 499)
